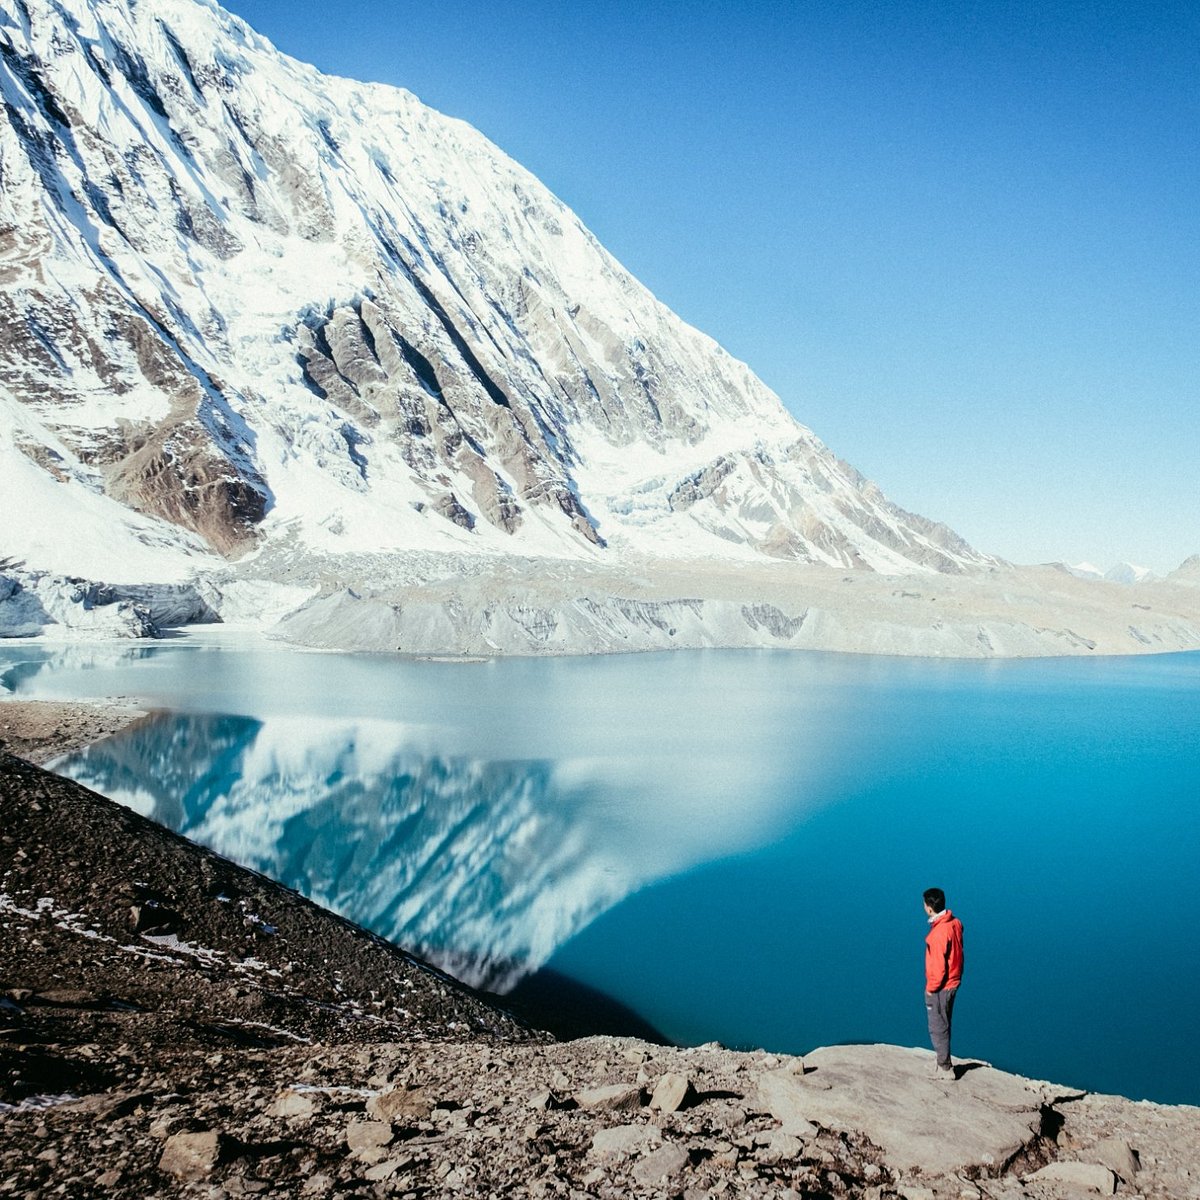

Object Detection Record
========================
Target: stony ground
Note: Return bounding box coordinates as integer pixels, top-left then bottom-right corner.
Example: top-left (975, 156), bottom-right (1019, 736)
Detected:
top-left (0, 699), bottom-right (149, 764)
top-left (2, 701), bottom-right (1198, 1199)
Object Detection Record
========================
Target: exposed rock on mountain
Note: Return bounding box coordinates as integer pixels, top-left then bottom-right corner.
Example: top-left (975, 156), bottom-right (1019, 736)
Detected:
top-left (0, 0), bottom-right (987, 589)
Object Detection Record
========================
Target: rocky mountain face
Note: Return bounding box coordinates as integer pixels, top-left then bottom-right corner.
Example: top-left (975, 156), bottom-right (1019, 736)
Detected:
top-left (0, 0), bottom-right (987, 592)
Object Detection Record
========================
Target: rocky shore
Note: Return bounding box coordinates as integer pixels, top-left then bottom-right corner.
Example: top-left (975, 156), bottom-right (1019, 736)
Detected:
top-left (2, 703), bottom-right (1197, 1199)
top-left (0, 699), bottom-right (149, 764)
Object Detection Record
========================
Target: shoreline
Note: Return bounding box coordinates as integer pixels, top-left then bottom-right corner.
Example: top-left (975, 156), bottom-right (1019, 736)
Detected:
top-left (4, 691), bottom-right (1199, 1097)
top-left (0, 697), bottom-right (150, 765)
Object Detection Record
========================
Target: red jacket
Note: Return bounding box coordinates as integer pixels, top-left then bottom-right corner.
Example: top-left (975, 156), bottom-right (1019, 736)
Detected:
top-left (925, 910), bottom-right (964, 992)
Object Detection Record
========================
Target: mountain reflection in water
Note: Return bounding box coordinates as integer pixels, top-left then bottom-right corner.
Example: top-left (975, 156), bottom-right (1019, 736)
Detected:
top-left (54, 708), bottom-right (818, 991)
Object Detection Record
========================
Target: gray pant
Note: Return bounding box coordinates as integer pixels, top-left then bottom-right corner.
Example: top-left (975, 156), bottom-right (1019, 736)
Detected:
top-left (925, 987), bottom-right (958, 1068)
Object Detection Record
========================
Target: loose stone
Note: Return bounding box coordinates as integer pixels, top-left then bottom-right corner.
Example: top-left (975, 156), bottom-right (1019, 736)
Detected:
top-left (574, 1084), bottom-right (642, 1112)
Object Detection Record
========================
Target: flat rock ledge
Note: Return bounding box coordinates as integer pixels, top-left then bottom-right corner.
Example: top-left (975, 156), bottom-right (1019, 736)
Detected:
top-left (3, 752), bottom-right (1198, 1198)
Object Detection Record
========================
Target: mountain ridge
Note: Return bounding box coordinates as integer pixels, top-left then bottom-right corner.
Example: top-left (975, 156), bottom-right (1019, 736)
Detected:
top-left (1, 0), bottom-right (985, 583)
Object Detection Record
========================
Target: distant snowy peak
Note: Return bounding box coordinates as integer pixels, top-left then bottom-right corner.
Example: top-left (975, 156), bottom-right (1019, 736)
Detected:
top-left (1103, 562), bottom-right (1156, 586)
top-left (0, 0), bottom-right (988, 581)
top-left (1064, 562), bottom-right (1157, 585)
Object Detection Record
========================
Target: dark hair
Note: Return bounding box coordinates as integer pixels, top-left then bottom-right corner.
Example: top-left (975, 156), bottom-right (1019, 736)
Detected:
top-left (923, 887), bottom-right (946, 912)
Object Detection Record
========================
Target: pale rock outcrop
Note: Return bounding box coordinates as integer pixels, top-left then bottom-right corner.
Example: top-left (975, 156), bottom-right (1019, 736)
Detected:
top-left (756, 1044), bottom-right (1079, 1177)
top-left (1024, 1161), bottom-right (1117, 1193)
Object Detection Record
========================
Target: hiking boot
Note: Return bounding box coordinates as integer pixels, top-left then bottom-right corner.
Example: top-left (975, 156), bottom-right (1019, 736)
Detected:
top-left (932, 1061), bottom-right (955, 1079)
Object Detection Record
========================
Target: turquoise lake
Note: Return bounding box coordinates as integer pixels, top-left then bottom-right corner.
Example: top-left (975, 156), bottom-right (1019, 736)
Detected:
top-left (3, 636), bottom-right (1197, 1105)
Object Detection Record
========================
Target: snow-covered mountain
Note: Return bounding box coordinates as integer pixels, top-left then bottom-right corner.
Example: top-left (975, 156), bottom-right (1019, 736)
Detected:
top-left (0, 0), bottom-right (986, 590)
top-left (1064, 561), bottom-right (1157, 585)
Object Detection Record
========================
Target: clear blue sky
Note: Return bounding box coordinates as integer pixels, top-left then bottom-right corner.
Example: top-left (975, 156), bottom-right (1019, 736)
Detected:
top-left (222, 0), bottom-right (1198, 572)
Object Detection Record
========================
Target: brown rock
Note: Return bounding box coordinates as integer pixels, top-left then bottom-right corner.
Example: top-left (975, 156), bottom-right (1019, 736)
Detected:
top-left (345, 1119), bottom-right (394, 1156)
top-left (364, 1155), bottom-right (413, 1182)
top-left (158, 1130), bottom-right (229, 1179)
top-left (366, 1086), bottom-right (432, 1125)
top-left (64, 1091), bottom-right (153, 1120)
top-left (266, 1089), bottom-right (317, 1118)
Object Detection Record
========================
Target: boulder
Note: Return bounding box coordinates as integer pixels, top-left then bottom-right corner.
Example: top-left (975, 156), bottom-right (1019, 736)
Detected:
top-left (649, 1072), bottom-right (694, 1113)
top-left (345, 1119), bottom-right (394, 1156)
top-left (1089, 1135), bottom-right (1139, 1182)
top-left (1024, 1162), bottom-right (1117, 1194)
top-left (759, 1045), bottom-right (1058, 1177)
top-left (366, 1086), bottom-right (432, 1125)
top-left (590, 1124), bottom-right (661, 1158)
top-left (266, 1089), bottom-right (317, 1118)
top-left (158, 1131), bottom-right (229, 1179)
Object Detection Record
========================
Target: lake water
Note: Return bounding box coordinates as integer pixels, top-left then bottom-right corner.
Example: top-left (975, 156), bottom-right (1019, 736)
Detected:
top-left (3, 635), bottom-right (1198, 1105)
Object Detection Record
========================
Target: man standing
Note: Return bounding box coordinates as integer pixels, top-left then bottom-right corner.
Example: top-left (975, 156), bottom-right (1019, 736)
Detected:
top-left (923, 887), bottom-right (964, 1078)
